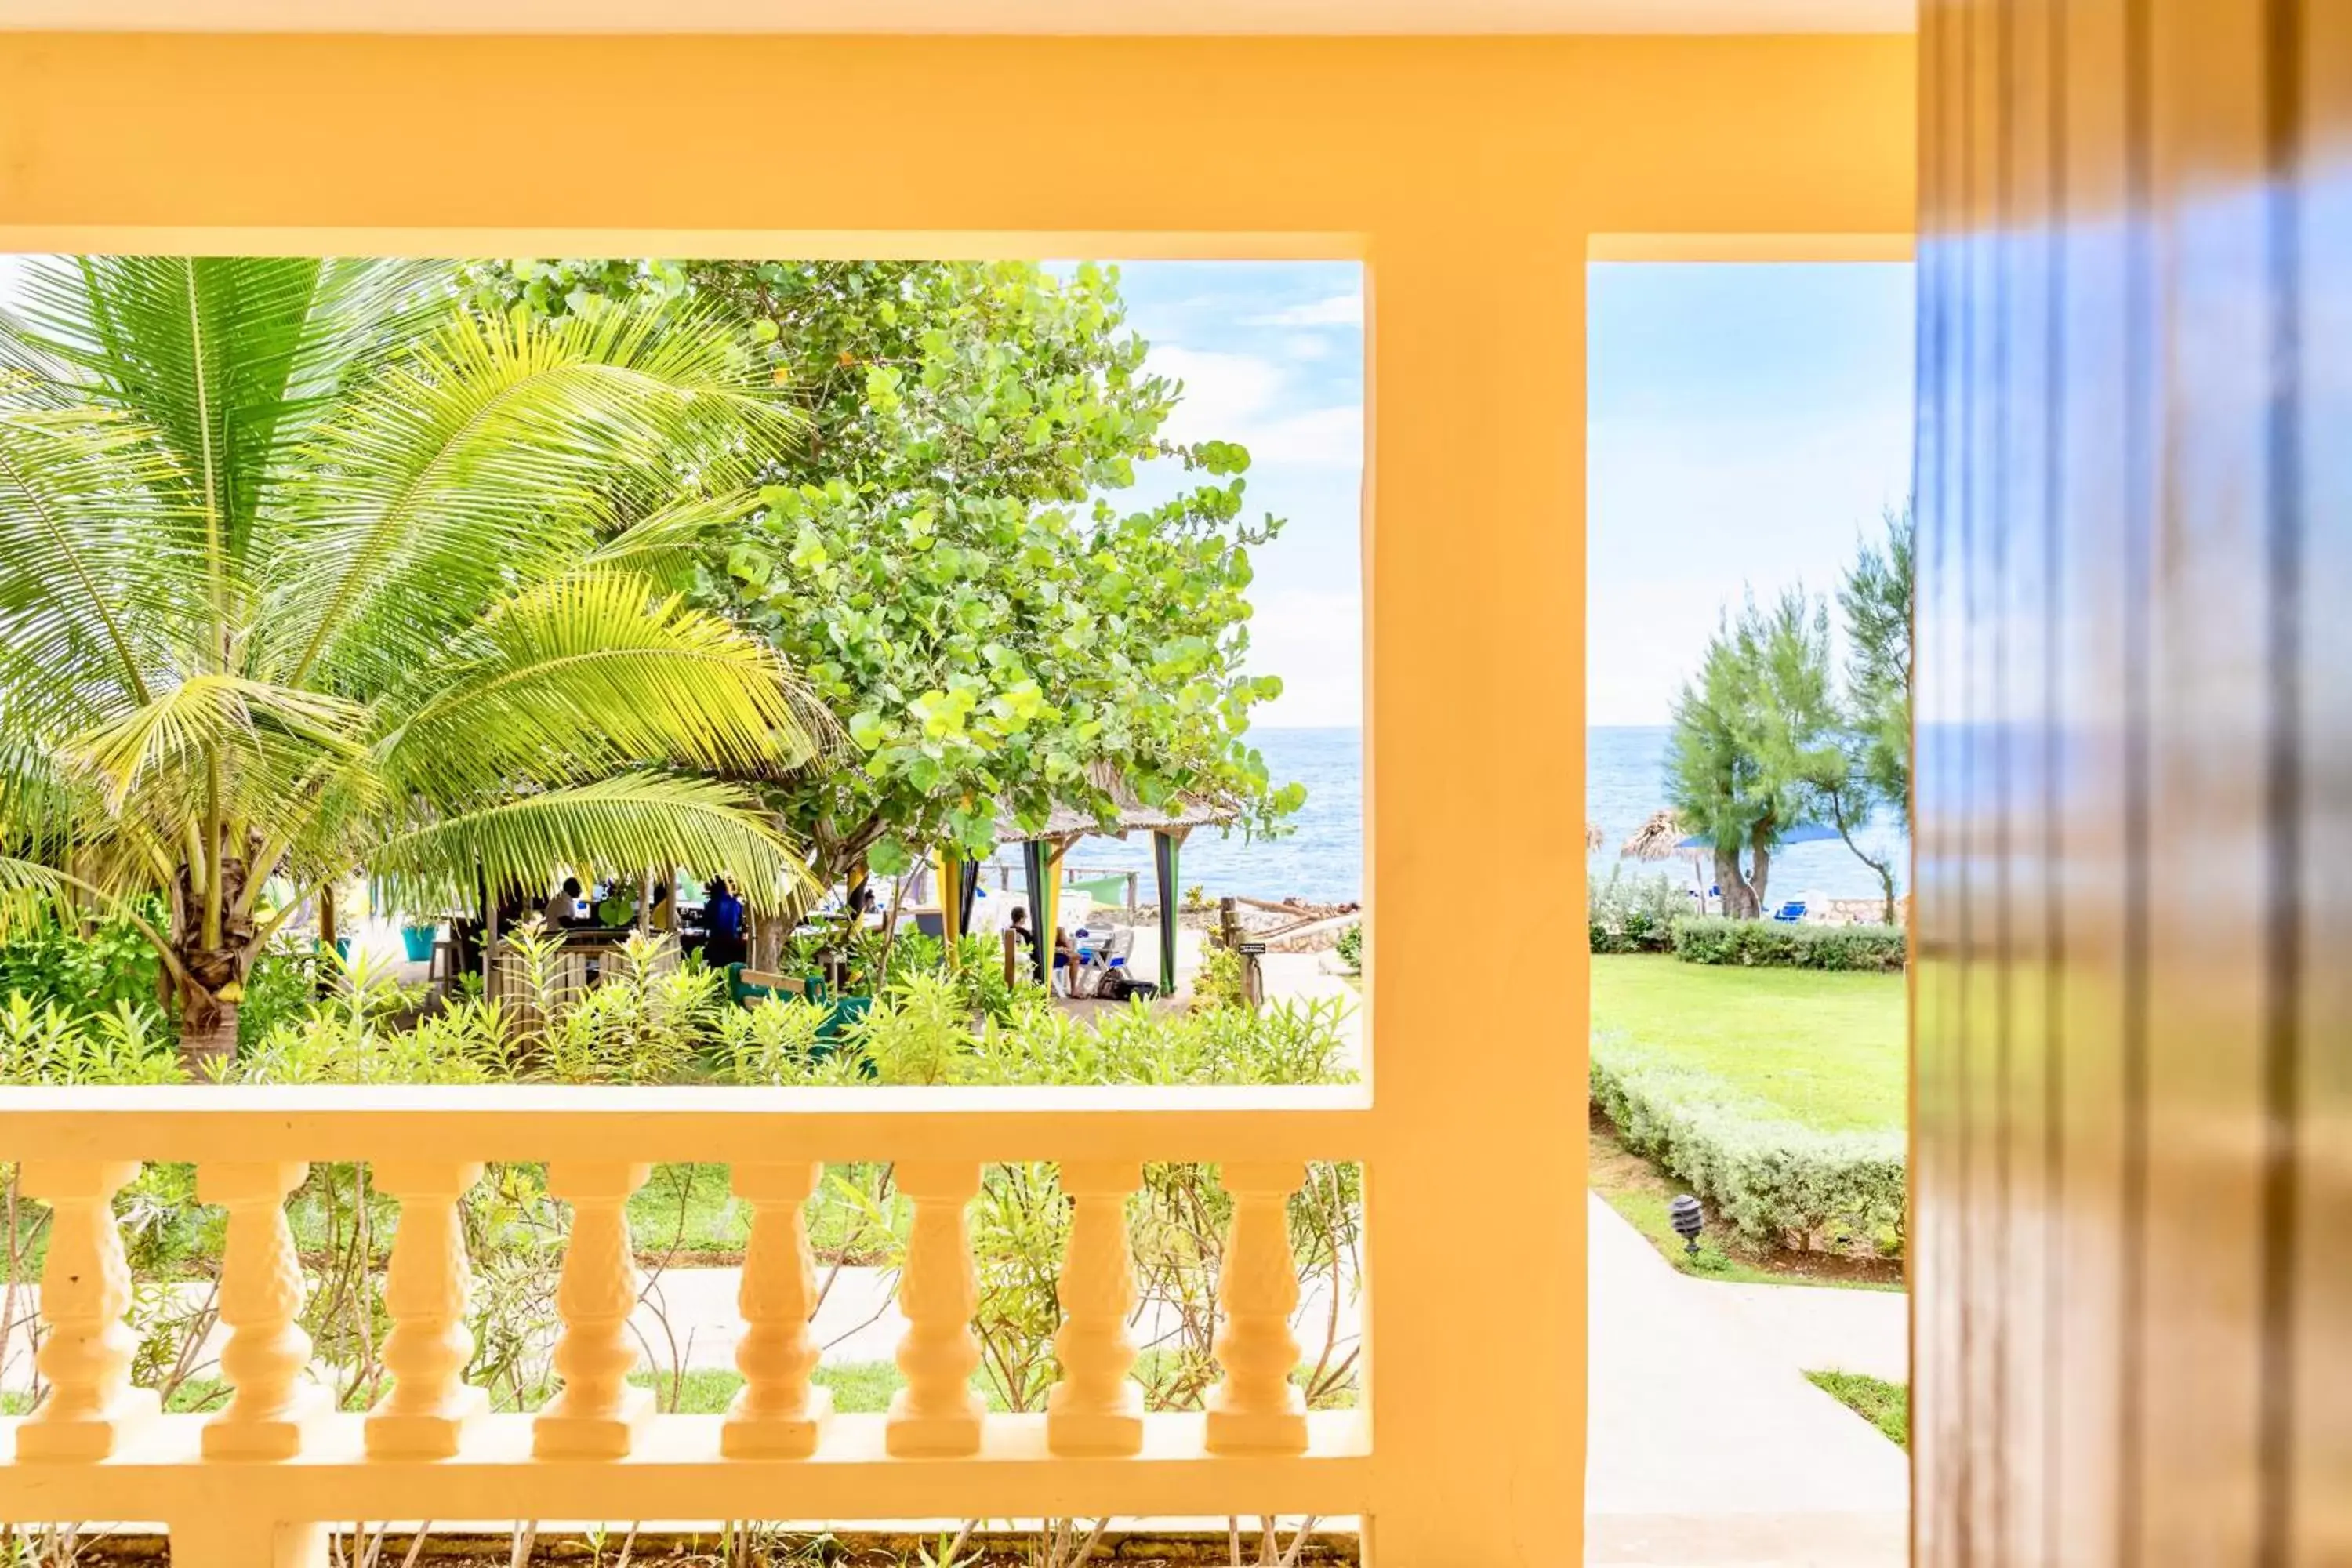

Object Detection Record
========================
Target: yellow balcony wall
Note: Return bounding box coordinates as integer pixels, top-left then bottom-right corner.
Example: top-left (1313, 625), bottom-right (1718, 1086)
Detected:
top-left (0, 27), bottom-right (1914, 1566)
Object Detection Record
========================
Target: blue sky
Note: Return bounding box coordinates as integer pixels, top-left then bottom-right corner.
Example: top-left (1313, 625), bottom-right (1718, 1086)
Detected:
top-left (1107, 259), bottom-right (1915, 728)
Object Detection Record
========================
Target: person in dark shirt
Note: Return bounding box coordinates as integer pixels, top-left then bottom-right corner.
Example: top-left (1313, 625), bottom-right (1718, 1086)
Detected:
top-left (706, 877), bottom-right (747, 968)
top-left (1003, 905), bottom-right (1038, 985)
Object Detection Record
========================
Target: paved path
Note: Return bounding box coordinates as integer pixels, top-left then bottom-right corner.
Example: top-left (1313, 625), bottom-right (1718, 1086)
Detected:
top-left (1584, 1193), bottom-right (1909, 1566)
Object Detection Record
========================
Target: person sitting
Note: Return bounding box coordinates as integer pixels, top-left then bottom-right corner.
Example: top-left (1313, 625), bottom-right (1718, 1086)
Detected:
top-left (542, 877), bottom-right (583, 928)
top-left (648, 880), bottom-right (675, 933)
top-left (1003, 905), bottom-right (1038, 986)
top-left (706, 877), bottom-right (747, 968)
top-left (1051, 925), bottom-right (1081, 993)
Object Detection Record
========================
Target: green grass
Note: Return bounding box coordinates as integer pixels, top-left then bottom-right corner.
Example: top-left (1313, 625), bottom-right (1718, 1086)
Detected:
top-left (1591, 953), bottom-right (1906, 1134)
top-left (1806, 1370), bottom-right (1908, 1448)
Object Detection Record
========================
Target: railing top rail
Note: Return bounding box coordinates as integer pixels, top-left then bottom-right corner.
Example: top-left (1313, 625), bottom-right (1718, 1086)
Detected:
top-left (0, 1083), bottom-right (1372, 1164)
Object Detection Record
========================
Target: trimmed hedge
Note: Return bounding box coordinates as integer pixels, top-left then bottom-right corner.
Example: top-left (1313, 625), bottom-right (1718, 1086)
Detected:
top-left (1590, 1036), bottom-right (1907, 1257)
top-left (1671, 916), bottom-right (1907, 971)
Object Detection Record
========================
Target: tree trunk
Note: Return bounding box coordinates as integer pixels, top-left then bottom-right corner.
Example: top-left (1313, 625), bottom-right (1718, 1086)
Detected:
top-left (173, 840), bottom-right (260, 1078)
top-left (1748, 840), bottom-right (1773, 916)
top-left (1711, 848), bottom-right (1754, 919)
top-left (177, 982), bottom-right (240, 1080)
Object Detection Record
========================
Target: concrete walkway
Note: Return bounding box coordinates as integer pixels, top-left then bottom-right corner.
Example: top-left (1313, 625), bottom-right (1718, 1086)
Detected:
top-left (1584, 1193), bottom-right (1909, 1566)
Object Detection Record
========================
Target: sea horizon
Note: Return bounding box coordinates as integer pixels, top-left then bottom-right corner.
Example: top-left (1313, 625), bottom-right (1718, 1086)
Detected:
top-left (1037, 724), bottom-right (1911, 908)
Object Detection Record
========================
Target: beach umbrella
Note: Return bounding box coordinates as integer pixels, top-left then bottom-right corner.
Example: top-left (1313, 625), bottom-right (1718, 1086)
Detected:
top-left (1675, 822), bottom-right (1843, 850)
top-left (1619, 809), bottom-right (1688, 862)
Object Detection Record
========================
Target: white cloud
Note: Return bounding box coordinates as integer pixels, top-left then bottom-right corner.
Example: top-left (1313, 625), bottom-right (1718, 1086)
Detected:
top-left (1241, 290), bottom-right (1363, 329)
top-left (1246, 405), bottom-right (1363, 468)
top-left (1149, 346), bottom-right (1284, 445)
top-left (1149, 345), bottom-right (1362, 469)
top-left (1246, 588), bottom-right (1363, 728)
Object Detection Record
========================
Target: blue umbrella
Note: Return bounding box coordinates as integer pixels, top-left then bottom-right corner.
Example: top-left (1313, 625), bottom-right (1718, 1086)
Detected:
top-left (1678, 822), bottom-right (1843, 850)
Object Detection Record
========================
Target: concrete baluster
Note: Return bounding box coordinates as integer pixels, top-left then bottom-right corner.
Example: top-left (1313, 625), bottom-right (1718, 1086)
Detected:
top-left (16, 1161), bottom-right (158, 1460)
top-left (885, 1160), bottom-right (984, 1457)
top-left (366, 1160), bottom-right (488, 1458)
top-left (533, 1161), bottom-right (654, 1458)
top-left (201, 1162), bottom-right (330, 1459)
top-left (1046, 1160), bottom-right (1144, 1457)
top-left (721, 1161), bottom-right (832, 1458)
top-left (1204, 1160), bottom-right (1308, 1455)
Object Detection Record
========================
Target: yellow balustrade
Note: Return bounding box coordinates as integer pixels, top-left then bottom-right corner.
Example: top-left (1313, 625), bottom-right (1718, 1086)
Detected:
top-left (0, 1086), bottom-right (1370, 1568)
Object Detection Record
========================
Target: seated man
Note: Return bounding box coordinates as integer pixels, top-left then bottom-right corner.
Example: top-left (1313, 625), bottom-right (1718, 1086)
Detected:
top-left (1003, 905), bottom-right (1038, 986)
top-left (542, 876), bottom-right (583, 928)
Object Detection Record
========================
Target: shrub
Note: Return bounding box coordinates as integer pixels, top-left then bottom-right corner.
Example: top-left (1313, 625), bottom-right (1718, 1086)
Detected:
top-left (1671, 916), bottom-right (1907, 971)
top-left (1588, 868), bottom-right (1687, 954)
top-left (1591, 1034), bottom-right (1906, 1256)
top-left (0, 906), bottom-right (165, 1024)
top-left (1334, 921), bottom-right (1363, 972)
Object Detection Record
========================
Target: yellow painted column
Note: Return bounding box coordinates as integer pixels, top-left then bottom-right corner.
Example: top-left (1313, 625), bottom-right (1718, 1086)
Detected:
top-left (1359, 212), bottom-right (1588, 1563)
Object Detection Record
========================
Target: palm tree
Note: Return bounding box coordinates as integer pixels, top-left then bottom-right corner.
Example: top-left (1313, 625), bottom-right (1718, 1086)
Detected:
top-left (0, 256), bottom-right (830, 1069)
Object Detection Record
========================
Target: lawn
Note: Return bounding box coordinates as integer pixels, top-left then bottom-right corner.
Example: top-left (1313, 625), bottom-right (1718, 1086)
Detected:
top-left (1807, 1370), bottom-right (1909, 1448)
top-left (1590, 953), bottom-right (1906, 1134)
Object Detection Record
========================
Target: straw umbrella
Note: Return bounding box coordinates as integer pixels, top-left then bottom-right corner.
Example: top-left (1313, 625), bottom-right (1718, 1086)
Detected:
top-left (1621, 809), bottom-right (1713, 912)
top-left (1618, 809), bottom-right (1687, 862)
top-left (1585, 821), bottom-right (1605, 853)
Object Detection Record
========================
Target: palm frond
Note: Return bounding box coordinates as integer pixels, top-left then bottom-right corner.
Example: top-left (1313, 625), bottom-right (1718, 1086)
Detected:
top-left (366, 771), bottom-right (810, 916)
top-left (269, 298), bottom-right (806, 693)
top-left (375, 569), bottom-right (833, 805)
top-left (0, 851), bottom-right (72, 938)
top-left (70, 673), bottom-right (363, 813)
top-left (0, 388), bottom-right (201, 730)
top-left (582, 488), bottom-right (762, 579)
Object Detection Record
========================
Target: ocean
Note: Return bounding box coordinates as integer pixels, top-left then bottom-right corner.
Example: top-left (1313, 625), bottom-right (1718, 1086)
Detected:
top-left (1045, 726), bottom-right (1908, 907)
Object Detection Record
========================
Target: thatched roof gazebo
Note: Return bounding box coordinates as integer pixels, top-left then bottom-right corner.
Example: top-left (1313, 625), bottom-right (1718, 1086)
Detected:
top-left (950, 761), bottom-right (1238, 996)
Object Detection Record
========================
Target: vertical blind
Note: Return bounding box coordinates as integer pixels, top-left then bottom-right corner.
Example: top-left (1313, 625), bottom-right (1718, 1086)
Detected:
top-left (1913, 0), bottom-right (2347, 1562)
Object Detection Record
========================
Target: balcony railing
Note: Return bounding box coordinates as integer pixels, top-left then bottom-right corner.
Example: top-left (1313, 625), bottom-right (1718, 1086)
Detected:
top-left (0, 1085), bottom-right (1373, 1565)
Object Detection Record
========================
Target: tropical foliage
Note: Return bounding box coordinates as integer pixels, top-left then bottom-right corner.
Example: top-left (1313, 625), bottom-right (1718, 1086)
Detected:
top-left (463, 260), bottom-right (1301, 881)
top-left (1666, 590), bottom-right (1842, 918)
top-left (1824, 505), bottom-right (1914, 919)
top-left (0, 257), bottom-right (829, 1066)
top-left (1665, 504), bottom-right (1915, 923)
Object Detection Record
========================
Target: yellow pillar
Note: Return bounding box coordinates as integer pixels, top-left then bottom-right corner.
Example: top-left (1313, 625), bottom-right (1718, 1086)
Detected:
top-left (1360, 213), bottom-right (1587, 1561)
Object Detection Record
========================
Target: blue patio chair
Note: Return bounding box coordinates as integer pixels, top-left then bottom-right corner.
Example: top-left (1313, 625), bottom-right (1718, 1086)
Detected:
top-left (1772, 900), bottom-right (1807, 923)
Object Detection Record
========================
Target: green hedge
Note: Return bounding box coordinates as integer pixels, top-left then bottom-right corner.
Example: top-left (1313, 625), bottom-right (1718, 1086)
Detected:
top-left (1670, 916), bottom-right (1907, 971)
top-left (1590, 1036), bottom-right (1906, 1256)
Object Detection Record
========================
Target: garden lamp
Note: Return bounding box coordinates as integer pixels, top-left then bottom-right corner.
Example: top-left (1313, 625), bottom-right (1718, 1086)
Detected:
top-left (1668, 1194), bottom-right (1704, 1257)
